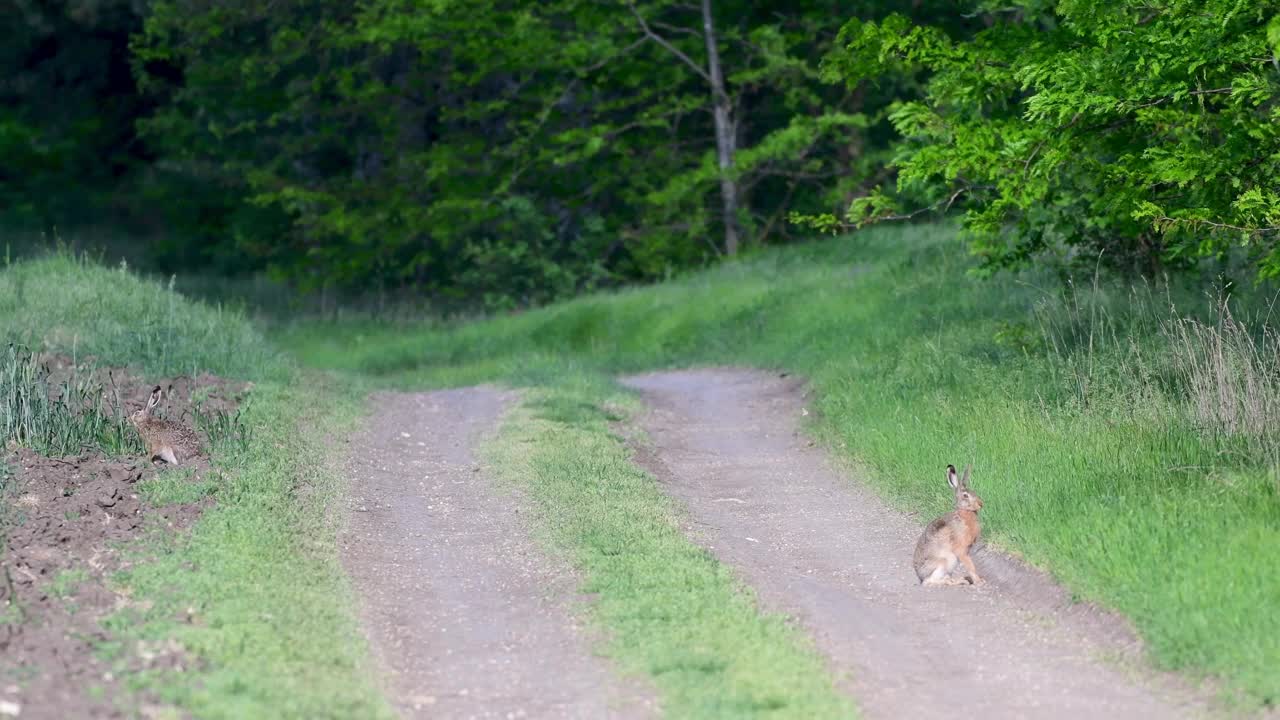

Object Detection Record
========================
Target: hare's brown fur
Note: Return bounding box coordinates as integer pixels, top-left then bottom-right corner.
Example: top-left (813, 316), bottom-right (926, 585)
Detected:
top-left (912, 464), bottom-right (984, 586)
top-left (129, 386), bottom-right (202, 466)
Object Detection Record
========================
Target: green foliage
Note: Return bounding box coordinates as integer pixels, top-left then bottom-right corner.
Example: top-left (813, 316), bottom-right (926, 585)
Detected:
top-left (8, 2), bottom-right (1276, 297)
top-left (816, 1), bottom-right (1280, 279)
top-left (0, 0), bottom-right (151, 228)
top-left (129, 1), bottom-right (944, 304)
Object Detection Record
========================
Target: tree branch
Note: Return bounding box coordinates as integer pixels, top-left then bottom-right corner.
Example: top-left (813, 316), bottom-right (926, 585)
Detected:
top-left (579, 37), bottom-right (649, 75)
top-left (627, 2), bottom-right (712, 84)
top-left (1154, 216), bottom-right (1280, 235)
top-left (1023, 113), bottom-right (1080, 176)
top-left (870, 187), bottom-right (971, 223)
top-left (651, 19), bottom-right (700, 37)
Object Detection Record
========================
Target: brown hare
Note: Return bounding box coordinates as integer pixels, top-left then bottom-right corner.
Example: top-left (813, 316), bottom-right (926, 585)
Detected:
top-left (129, 385), bottom-right (202, 466)
top-left (913, 464), bottom-right (984, 586)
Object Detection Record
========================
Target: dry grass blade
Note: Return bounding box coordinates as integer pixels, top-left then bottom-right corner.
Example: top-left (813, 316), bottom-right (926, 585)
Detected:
top-left (1164, 300), bottom-right (1280, 461)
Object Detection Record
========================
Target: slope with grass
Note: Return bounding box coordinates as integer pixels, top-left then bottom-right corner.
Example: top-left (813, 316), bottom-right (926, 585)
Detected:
top-left (1, 253), bottom-right (390, 718)
top-left (285, 222), bottom-right (1280, 709)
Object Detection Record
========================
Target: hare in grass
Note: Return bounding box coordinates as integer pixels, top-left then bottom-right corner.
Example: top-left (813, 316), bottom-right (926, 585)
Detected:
top-left (129, 385), bottom-right (202, 466)
top-left (913, 464), bottom-right (985, 586)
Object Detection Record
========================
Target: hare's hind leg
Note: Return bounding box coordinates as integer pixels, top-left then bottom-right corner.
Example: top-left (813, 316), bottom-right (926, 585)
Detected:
top-left (919, 553), bottom-right (961, 586)
top-left (157, 445), bottom-right (179, 466)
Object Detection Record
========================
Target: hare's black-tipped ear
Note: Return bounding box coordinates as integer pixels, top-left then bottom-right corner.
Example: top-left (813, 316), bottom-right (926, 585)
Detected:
top-left (147, 386), bottom-right (162, 409)
top-left (961, 464), bottom-right (972, 487)
top-left (946, 464), bottom-right (959, 489)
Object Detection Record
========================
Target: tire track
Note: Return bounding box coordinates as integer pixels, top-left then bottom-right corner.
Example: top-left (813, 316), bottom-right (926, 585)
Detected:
top-left (341, 388), bottom-right (652, 719)
top-left (623, 368), bottom-right (1208, 720)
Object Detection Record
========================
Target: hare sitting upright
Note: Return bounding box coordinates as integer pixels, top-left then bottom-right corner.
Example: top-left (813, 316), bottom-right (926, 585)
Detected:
top-left (913, 464), bottom-right (985, 586)
top-left (130, 385), bottom-right (202, 466)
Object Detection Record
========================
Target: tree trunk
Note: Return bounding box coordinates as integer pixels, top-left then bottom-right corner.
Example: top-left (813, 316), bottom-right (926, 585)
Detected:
top-left (701, 0), bottom-right (741, 256)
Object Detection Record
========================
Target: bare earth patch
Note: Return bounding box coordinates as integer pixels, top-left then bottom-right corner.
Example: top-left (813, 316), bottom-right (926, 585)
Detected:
top-left (340, 388), bottom-right (654, 719)
top-left (0, 368), bottom-right (248, 719)
top-left (622, 368), bottom-right (1216, 720)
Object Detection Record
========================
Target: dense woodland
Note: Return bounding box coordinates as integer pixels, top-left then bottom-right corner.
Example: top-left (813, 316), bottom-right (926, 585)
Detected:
top-left (3, 0), bottom-right (1279, 306)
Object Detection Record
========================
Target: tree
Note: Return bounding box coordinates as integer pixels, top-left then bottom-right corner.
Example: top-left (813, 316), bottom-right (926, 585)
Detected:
top-left (807, 0), bottom-right (1280, 280)
top-left (0, 0), bottom-right (151, 229)
top-left (627, 0), bottom-right (744, 254)
top-left (134, 0), bottom-right (879, 303)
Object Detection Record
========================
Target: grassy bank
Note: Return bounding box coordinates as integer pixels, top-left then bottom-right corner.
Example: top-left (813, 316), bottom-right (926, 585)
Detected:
top-left (284, 222), bottom-right (1280, 708)
top-left (111, 376), bottom-right (391, 718)
top-left (1, 253), bottom-right (389, 718)
top-left (485, 375), bottom-right (854, 719)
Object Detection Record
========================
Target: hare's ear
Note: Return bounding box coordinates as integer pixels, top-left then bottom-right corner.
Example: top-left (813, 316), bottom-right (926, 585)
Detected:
top-left (960, 464), bottom-right (972, 488)
top-left (147, 386), bottom-right (163, 410)
top-left (946, 464), bottom-right (959, 489)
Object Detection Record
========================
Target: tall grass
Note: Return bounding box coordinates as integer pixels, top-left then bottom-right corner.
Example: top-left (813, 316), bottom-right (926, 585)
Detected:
top-left (192, 402), bottom-right (255, 456)
top-left (0, 344), bottom-right (140, 456)
top-left (0, 252), bottom-right (283, 380)
top-left (1165, 304), bottom-right (1280, 460)
top-left (281, 222), bottom-right (1280, 707)
top-left (1030, 275), bottom-right (1280, 464)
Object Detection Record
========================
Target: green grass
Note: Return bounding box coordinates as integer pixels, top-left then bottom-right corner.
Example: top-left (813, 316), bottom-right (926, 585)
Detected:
top-left (137, 467), bottom-right (218, 507)
top-left (1, 250), bottom-right (389, 718)
top-left (1, 343), bottom-right (140, 456)
top-left (485, 375), bottom-right (854, 719)
top-left (50, 568), bottom-right (90, 599)
top-left (283, 222), bottom-right (1280, 708)
top-left (0, 253), bottom-right (283, 380)
top-left (110, 377), bottom-right (392, 718)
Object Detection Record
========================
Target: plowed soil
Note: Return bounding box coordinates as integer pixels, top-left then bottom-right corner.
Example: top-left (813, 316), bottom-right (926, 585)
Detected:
top-left (0, 362), bottom-right (249, 719)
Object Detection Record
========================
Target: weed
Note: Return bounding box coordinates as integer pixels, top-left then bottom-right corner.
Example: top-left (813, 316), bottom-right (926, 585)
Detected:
top-left (192, 403), bottom-right (253, 456)
top-left (1163, 301), bottom-right (1280, 461)
top-left (0, 344), bottom-right (140, 457)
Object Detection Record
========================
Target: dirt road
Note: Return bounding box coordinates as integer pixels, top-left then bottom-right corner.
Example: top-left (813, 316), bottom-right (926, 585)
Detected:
top-left (341, 388), bottom-right (652, 719)
top-left (622, 369), bottom-right (1205, 720)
